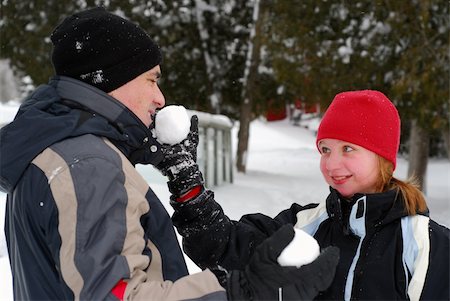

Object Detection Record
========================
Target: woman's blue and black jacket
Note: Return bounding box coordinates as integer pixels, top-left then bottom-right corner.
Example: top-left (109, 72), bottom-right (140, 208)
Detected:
top-left (172, 186), bottom-right (450, 300)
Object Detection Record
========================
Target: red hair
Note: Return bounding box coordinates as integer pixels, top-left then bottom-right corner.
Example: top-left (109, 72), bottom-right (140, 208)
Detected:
top-left (376, 157), bottom-right (427, 215)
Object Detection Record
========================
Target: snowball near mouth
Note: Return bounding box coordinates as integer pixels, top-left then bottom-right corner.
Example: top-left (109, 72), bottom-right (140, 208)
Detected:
top-left (154, 105), bottom-right (191, 145)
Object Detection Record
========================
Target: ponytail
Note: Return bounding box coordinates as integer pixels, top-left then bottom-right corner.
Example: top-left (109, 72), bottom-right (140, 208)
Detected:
top-left (376, 157), bottom-right (428, 215)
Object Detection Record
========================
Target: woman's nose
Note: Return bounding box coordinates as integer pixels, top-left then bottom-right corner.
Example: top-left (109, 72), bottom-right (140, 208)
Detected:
top-left (326, 152), bottom-right (342, 171)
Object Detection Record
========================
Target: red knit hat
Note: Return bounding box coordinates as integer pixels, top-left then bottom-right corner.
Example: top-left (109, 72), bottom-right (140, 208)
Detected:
top-left (316, 90), bottom-right (401, 169)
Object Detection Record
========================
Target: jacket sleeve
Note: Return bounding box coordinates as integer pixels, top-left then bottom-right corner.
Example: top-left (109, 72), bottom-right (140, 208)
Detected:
top-left (419, 220), bottom-right (450, 300)
top-left (34, 149), bottom-right (226, 301)
top-left (171, 189), bottom-right (318, 271)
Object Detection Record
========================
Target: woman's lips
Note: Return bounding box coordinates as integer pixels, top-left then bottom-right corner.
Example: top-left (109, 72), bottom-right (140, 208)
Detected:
top-left (331, 175), bottom-right (352, 185)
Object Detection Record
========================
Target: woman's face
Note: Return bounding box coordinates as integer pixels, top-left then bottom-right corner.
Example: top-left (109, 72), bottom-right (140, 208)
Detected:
top-left (318, 138), bottom-right (379, 198)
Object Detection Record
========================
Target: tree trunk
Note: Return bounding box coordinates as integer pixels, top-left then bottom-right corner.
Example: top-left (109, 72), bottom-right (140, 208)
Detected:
top-left (407, 119), bottom-right (429, 192)
top-left (443, 126), bottom-right (450, 160)
top-left (236, 99), bottom-right (252, 172)
top-left (236, 0), bottom-right (266, 173)
top-left (194, 0), bottom-right (221, 113)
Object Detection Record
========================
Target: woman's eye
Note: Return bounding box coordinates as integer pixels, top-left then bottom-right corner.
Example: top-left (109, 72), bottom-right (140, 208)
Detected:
top-left (321, 146), bottom-right (330, 154)
top-left (344, 146), bottom-right (354, 152)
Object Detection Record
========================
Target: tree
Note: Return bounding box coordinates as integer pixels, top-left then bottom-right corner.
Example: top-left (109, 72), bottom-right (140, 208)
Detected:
top-left (269, 1), bottom-right (395, 107)
top-left (384, 0), bottom-right (449, 190)
top-left (236, 0), bottom-right (262, 172)
top-left (1, 0), bottom-right (253, 115)
top-left (266, 0), bottom-right (449, 190)
top-left (1, 1), bottom-right (82, 85)
top-left (3, 0), bottom-right (447, 183)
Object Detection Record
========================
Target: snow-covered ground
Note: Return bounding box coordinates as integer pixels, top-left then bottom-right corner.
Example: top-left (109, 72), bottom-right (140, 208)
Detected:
top-left (1, 105), bottom-right (449, 300)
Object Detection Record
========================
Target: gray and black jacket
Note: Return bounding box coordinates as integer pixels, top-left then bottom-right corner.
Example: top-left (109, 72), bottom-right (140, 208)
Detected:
top-left (0, 76), bottom-right (226, 300)
top-left (172, 188), bottom-right (450, 300)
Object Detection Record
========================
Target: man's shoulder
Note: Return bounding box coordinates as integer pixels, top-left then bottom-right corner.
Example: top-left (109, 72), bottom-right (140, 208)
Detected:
top-left (33, 135), bottom-right (123, 169)
top-left (53, 135), bottom-right (117, 158)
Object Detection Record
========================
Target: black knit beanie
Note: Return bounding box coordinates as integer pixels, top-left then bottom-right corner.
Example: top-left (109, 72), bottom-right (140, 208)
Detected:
top-left (51, 7), bottom-right (162, 92)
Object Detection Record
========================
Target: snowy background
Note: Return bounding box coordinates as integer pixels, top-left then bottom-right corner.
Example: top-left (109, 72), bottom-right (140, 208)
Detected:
top-left (1, 102), bottom-right (449, 300)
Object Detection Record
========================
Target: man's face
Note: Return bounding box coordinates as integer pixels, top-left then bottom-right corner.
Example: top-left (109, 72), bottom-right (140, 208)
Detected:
top-left (109, 65), bottom-right (165, 127)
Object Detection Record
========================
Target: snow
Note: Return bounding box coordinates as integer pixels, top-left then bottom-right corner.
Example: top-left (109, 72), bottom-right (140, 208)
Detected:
top-left (75, 41), bottom-right (83, 51)
top-left (80, 70), bottom-right (104, 84)
top-left (1, 105), bottom-right (449, 300)
top-left (277, 228), bottom-right (320, 268)
top-left (154, 105), bottom-right (190, 145)
top-left (0, 101), bottom-right (20, 126)
top-left (0, 60), bottom-right (20, 103)
top-left (189, 109), bottom-right (233, 129)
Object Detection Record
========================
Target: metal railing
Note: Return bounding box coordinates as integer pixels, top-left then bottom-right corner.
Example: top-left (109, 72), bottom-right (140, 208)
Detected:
top-left (189, 110), bottom-right (234, 187)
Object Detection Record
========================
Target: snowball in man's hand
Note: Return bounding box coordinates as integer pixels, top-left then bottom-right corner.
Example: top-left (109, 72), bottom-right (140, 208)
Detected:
top-left (154, 105), bottom-right (191, 145)
top-left (277, 228), bottom-right (320, 268)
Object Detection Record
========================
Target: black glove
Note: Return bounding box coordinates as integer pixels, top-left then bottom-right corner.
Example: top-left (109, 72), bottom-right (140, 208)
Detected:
top-left (225, 225), bottom-right (340, 301)
top-left (154, 115), bottom-right (204, 196)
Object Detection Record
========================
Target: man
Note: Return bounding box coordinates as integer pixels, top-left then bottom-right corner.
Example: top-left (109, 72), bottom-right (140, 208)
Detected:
top-left (0, 7), bottom-right (338, 300)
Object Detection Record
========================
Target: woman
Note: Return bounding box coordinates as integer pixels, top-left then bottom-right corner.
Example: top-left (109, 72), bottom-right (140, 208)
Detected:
top-left (160, 90), bottom-right (449, 300)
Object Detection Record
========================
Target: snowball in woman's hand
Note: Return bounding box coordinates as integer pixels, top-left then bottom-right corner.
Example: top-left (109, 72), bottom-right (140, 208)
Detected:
top-left (154, 105), bottom-right (191, 145)
top-left (277, 228), bottom-right (320, 268)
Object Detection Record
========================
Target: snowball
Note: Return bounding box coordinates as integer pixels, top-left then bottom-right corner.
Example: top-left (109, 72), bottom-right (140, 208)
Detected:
top-left (154, 105), bottom-right (191, 145)
top-left (277, 228), bottom-right (320, 268)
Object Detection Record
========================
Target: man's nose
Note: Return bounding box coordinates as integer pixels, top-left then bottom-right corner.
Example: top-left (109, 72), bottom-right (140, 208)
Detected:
top-left (154, 85), bottom-right (165, 108)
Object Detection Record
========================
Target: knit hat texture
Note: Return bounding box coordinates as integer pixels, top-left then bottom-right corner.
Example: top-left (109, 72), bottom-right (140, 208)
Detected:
top-left (316, 90), bottom-right (401, 169)
top-left (51, 7), bottom-right (162, 92)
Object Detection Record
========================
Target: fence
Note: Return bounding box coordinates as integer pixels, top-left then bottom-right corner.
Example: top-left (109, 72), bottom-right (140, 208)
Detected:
top-left (189, 110), bottom-right (234, 188)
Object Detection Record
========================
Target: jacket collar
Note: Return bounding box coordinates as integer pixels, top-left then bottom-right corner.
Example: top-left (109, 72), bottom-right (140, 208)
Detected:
top-left (50, 76), bottom-right (163, 166)
top-left (326, 187), bottom-right (425, 236)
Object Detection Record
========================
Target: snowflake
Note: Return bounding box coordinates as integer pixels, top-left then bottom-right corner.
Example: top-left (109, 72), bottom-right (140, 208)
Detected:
top-left (75, 41), bottom-right (83, 51)
top-left (80, 70), bottom-right (105, 84)
top-left (91, 70), bottom-right (104, 83)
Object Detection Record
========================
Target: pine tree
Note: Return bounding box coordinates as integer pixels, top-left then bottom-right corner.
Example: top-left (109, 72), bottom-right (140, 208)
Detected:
top-left (1, 1), bottom-right (83, 85)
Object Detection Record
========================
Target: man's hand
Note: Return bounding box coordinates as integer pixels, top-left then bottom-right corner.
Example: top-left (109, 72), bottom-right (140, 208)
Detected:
top-left (154, 115), bottom-right (203, 197)
top-left (226, 225), bottom-right (340, 300)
